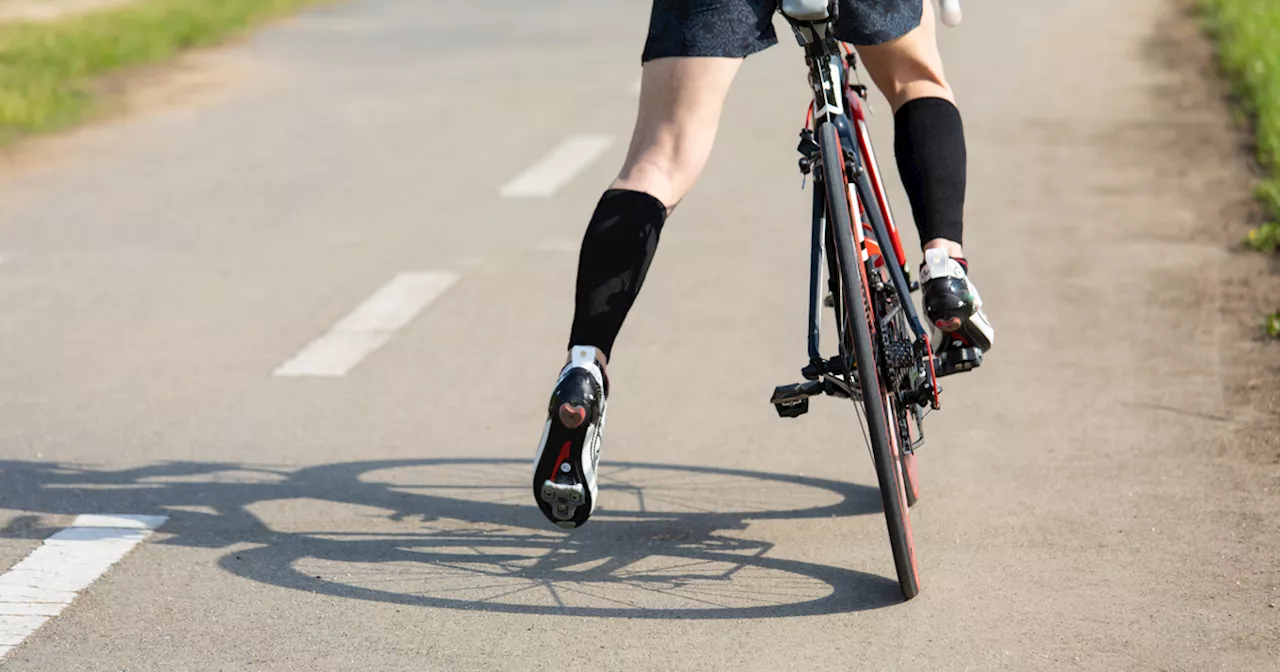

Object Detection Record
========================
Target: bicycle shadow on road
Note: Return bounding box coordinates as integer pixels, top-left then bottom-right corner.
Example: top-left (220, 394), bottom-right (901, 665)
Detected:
top-left (0, 457), bottom-right (903, 619)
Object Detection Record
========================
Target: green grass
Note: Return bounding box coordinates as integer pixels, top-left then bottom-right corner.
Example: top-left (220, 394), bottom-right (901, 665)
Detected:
top-left (1198, 0), bottom-right (1280, 240)
top-left (1245, 221), bottom-right (1280, 254)
top-left (0, 0), bottom-right (332, 144)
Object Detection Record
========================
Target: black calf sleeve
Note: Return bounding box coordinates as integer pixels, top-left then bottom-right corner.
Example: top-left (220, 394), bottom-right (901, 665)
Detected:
top-left (567, 189), bottom-right (668, 359)
top-left (894, 97), bottom-right (967, 247)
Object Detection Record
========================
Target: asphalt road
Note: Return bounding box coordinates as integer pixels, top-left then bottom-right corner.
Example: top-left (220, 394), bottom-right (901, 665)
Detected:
top-left (0, 0), bottom-right (1276, 669)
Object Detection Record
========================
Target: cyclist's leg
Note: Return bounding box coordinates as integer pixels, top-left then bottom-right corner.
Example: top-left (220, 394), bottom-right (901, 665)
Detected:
top-left (568, 57), bottom-right (742, 369)
top-left (853, 0), bottom-right (964, 258)
top-left (534, 0), bottom-right (776, 529)
top-left (613, 57), bottom-right (741, 210)
top-left (567, 0), bottom-right (776, 368)
top-left (535, 60), bottom-right (744, 527)
top-left (845, 0), bottom-right (994, 350)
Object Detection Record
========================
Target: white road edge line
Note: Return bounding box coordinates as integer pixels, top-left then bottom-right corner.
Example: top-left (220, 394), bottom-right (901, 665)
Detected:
top-left (500, 134), bottom-right (614, 198)
top-left (0, 514), bottom-right (167, 659)
top-left (273, 271), bottom-right (459, 378)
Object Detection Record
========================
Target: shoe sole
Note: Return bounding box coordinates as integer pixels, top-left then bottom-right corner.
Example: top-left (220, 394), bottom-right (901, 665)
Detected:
top-left (535, 433), bottom-right (587, 528)
top-left (533, 401), bottom-right (600, 529)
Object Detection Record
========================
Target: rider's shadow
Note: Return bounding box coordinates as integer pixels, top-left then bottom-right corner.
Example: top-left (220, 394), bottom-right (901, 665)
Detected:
top-left (0, 458), bottom-right (903, 619)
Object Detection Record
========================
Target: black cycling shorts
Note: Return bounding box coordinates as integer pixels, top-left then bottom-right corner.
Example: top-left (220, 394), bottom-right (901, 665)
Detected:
top-left (642, 0), bottom-right (923, 62)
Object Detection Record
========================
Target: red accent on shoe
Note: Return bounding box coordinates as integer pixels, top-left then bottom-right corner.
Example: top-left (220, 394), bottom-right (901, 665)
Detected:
top-left (935, 317), bottom-right (962, 332)
top-left (549, 441), bottom-right (572, 479)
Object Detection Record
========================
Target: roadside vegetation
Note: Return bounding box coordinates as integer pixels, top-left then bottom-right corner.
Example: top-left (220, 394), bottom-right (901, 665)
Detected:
top-left (0, 0), bottom-right (331, 145)
top-left (1197, 0), bottom-right (1280, 336)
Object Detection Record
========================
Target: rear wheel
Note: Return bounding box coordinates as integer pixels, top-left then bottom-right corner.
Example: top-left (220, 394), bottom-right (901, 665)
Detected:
top-left (818, 123), bottom-right (920, 600)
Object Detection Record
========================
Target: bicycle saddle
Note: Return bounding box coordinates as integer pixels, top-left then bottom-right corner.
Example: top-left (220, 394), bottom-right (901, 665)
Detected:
top-left (779, 0), bottom-right (834, 22)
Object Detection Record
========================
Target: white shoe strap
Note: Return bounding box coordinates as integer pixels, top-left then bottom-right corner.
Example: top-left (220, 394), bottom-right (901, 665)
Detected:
top-left (566, 345), bottom-right (606, 389)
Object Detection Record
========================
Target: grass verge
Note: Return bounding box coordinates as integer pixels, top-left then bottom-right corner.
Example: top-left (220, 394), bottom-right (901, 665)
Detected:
top-left (1197, 0), bottom-right (1280, 240)
top-left (0, 0), bottom-right (333, 145)
top-left (1198, 0), bottom-right (1280, 338)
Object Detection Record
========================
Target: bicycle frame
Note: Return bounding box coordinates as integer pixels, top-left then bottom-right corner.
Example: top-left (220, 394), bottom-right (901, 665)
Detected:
top-left (774, 0), bottom-right (966, 602)
top-left (787, 15), bottom-right (939, 410)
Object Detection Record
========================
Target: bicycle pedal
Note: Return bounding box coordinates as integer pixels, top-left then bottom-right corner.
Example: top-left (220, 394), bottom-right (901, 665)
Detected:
top-left (932, 347), bottom-right (983, 378)
top-left (774, 397), bottom-right (809, 418)
top-left (771, 381), bottom-right (823, 418)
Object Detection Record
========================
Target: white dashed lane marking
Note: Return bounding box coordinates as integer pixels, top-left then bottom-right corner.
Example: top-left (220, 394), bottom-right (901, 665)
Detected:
top-left (500, 134), bottom-right (615, 198)
top-left (0, 514), bottom-right (167, 659)
top-left (273, 271), bottom-right (458, 377)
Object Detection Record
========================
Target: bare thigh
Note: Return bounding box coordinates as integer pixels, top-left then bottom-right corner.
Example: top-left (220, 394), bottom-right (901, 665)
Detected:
top-left (855, 0), bottom-right (953, 111)
top-left (612, 57), bottom-right (742, 210)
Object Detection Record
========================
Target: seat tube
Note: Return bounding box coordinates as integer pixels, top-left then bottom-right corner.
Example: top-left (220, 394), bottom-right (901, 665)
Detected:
top-left (807, 182), bottom-right (826, 361)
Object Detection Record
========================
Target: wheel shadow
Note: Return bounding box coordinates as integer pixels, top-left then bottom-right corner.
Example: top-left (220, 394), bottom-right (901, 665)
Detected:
top-left (0, 457), bottom-right (903, 618)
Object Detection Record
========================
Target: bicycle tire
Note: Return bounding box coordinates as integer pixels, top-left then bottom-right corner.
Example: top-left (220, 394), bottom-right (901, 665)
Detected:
top-left (818, 123), bottom-right (920, 600)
